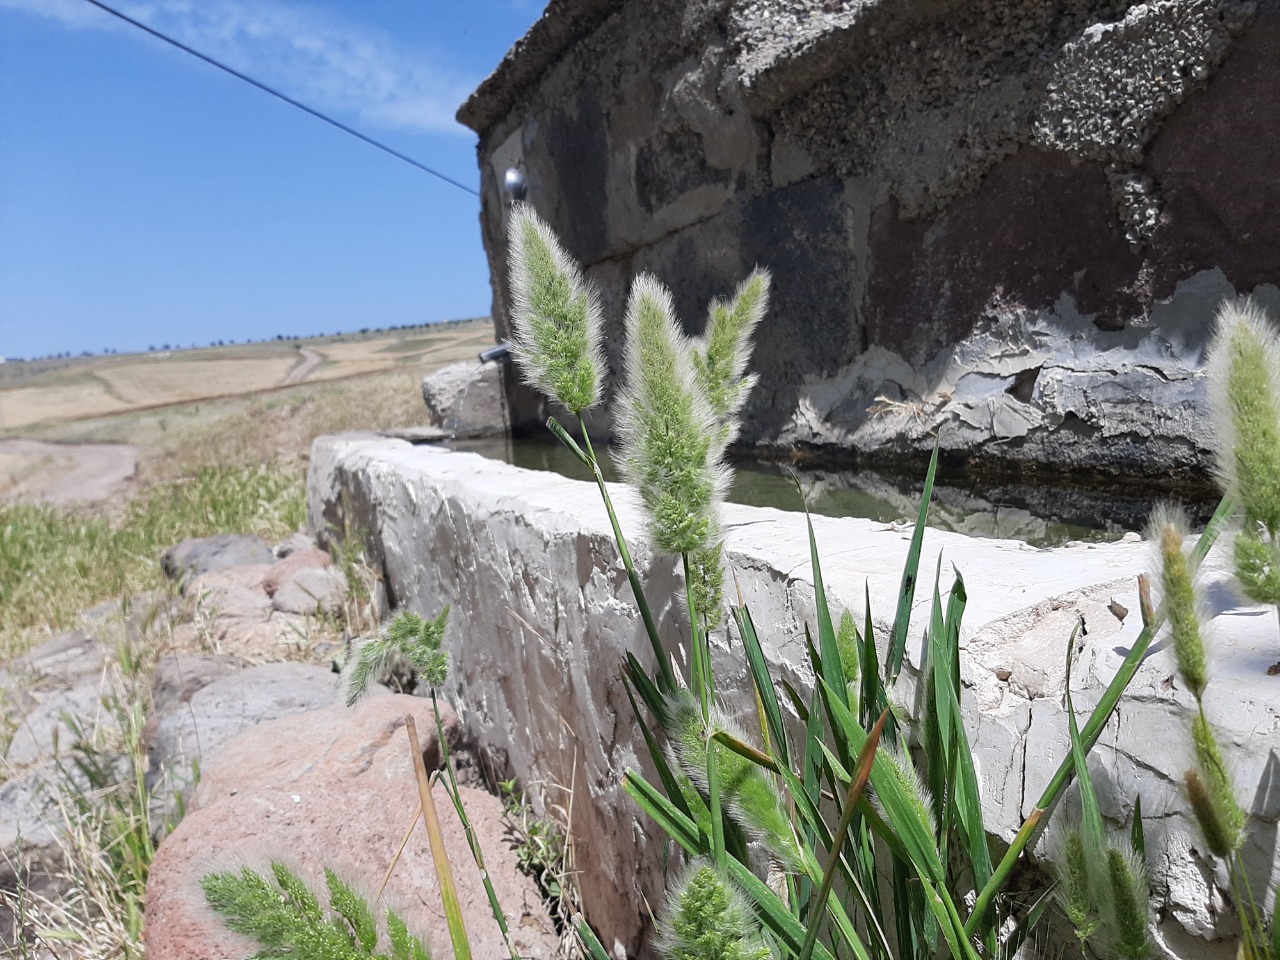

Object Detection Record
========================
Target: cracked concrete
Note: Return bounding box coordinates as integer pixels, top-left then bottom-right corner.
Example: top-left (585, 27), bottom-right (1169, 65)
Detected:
top-left (310, 436), bottom-right (1280, 959)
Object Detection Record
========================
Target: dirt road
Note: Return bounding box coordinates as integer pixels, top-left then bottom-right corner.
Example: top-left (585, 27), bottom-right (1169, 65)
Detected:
top-left (283, 347), bottom-right (324, 385)
top-left (0, 438), bottom-right (138, 508)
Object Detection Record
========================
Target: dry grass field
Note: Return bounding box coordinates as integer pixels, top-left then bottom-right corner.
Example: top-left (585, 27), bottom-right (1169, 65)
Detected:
top-left (0, 316), bottom-right (498, 655)
top-left (0, 317), bottom-right (494, 433)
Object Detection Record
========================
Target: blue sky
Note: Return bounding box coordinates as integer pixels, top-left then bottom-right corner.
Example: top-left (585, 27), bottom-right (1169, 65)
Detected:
top-left (0, 0), bottom-right (544, 359)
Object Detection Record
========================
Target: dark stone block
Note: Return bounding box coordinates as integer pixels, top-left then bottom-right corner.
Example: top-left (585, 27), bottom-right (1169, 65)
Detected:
top-left (1148, 8), bottom-right (1280, 299)
top-left (545, 87), bottom-right (610, 261)
top-left (866, 148), bottom-right (1144, 363)
top-left (160, 534), bottom-right (276, 581)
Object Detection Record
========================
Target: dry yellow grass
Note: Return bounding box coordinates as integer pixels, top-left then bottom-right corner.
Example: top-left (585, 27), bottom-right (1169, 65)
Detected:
top-left (96, 355), bottom-right (298, 405)
top-left (0, 379), bottom-right (133, 429)
top-left (0, 318), bottom-right (494, 432)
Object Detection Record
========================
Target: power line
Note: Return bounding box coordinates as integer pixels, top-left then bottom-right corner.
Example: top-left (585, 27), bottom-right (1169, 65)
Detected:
top-left (82, 0), bottom-right (480, 197)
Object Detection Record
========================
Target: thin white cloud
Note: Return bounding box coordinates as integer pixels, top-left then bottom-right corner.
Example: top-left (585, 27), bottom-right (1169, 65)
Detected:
top-left (1, 0), bottom-right (477, 135)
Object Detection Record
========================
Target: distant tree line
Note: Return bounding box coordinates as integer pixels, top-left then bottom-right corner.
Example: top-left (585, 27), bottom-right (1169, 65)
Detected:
top-left (9, 317), bottom-right (488, 363)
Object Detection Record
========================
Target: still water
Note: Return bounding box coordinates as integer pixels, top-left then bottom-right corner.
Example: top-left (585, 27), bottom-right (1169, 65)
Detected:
top-left (446, 436), bottom-right (1204, 549)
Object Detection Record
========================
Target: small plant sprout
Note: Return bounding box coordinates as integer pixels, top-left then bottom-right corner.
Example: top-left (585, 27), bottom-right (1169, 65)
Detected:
top-left (201, 862), bottom-right (430, 960)
top-left (654, 859), bottom-right (771, 960)
top-left (1205, 297), bottom-right (1280, 641)
top-left (342, 609), bottom-right (450, 707)
top-left (506, 202), bottom-right (606, 415)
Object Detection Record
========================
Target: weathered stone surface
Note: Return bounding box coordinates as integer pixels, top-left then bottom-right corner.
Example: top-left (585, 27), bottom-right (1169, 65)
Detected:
top-left (2, 632), bottom-right (124, 769)
top-left (421, 359), bottom-right (509, 437)
top-left (310, 436), bottom-right (1280, 959)
top-left (261, 547), bottom-right (331, 596)
top-left (161, 533), bottom-right (276, 582)
top-left (145, 694), bottom-right (560, 960)
top-left (460, 0), bottom-right (1279, 485)
top-left (270, 565), bottom-right (347, 615)
top-left (144, 661), bottom-right (337, 812)
top-left (273, 530), bottom-right (315, 558)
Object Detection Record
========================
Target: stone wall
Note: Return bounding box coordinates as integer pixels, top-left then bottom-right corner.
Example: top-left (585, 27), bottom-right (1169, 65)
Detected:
top-left (309, 434), bottom-right (1280, 959)
top-left (459, 0), bottom-right (1280, 483)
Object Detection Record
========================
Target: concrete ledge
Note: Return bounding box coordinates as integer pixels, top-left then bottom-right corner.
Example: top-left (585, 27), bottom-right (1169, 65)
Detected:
top-left (308, 433), bottom-right (1278, 958)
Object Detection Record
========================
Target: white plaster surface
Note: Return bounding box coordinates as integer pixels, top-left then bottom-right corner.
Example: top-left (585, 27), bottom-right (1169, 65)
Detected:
top-left (309, 435), bottom-right (1279, 959)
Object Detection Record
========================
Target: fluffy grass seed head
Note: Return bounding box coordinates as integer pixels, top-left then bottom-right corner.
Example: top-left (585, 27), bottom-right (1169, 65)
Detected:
top-left (654, 858), bottom-right (771, 960)
top-left (667, 691), bottom-right (799, 868)
top-left (1233, 523), bottom-right (1280, 606)
top-left (876, 744), bottom-right (937, 841)
top-left (1061, 830), bottom-right (1102, 944)
top-left (1102, 846), bottom-right (1153, 960)
top-left (1188, 713), bottom-right (1246, 858)
top-left (690, 269), bottom-right (770, 449)
top-left (506, 203), bottom-right (606, 414)
top-left (342, 608), bottom-right (450, 707)
top-left (689, 540), bottom-right (727, 632)
top-left (1147, 503), bottom-right (1209, 699)
top-left (1206, 297), bottom-right (1280, 535)
top-left (615, 274), bottom-right (728, 557)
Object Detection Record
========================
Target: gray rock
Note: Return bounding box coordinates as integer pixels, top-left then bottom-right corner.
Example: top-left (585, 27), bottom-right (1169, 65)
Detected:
top-left (421, 360), bottom-right (508, 437)
top-left (147, 652), bottom-right (246, 722)
top-left (161, 534), bottom-right (276, 582)
top-left (273, 531), bottom-right (315, 558)
top-left (144, 661), bottom-right (337, 812)
top-left (3, 633), bottom-right (123, 769)
top-left (0, 762), bottom-right (60, 851)
top-left (4, 677), bottom-right (122, 767)
top-left (270, 566), bottom-right (347, 616)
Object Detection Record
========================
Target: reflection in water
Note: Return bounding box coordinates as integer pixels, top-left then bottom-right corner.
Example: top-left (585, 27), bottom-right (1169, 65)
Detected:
top-left (446, 437), bottom-right (1209, 548)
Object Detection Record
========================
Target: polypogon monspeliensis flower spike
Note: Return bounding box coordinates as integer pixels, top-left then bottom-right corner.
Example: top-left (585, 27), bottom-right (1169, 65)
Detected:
top-left (1147, 503), bottom-right (1208, 700)
top-left (667, 691), bottom-right (800, 868)
top-left (691, 269), bottom-right (770, 448)
top-left (1189, 712), bottom-right (1246, 858)
top-left (1102, 846), bottom-right (1153, 960)
top-left (689, 540), bottom-right (727, 632)
top-left (506, 202), bottom-right (605, 414)
top-left (615, 273), bottom-right (728, 557)
top-left (1206, 297), bottom-right (1280, 536)
top-left (654, 858), bottom-right (771, 960)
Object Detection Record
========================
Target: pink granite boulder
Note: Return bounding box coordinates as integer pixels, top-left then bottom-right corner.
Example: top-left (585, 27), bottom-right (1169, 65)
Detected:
top-left (145, 694), bottom-right (560, 960)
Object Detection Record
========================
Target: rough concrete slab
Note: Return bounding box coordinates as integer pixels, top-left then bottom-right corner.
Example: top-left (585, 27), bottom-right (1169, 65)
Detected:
top-left (310, 435), bottom-right (1280, 957)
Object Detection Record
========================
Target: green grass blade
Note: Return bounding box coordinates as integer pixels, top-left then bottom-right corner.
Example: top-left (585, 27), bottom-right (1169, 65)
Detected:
top-left (622, 676), bottom-right (698, 823)
top-left (623, 772), bottom-right (703, 855)
top-left (924, 557), bottom-right (950, 838)
top-left (724, 858), bottom-right (839, 960)
top-left (712, 729), bottom-right (780, 773)
top-left (819, 677), bottom-right (946, 886)
top-left (1066, 621), bottom-right (1108, 860)
top-left (798, 710), bottom-right (887, 960)
top-left (799, 488), bottom-right (847, 718)
top-left (932, 568), bottom-right (993, 908)
top-left (576, 917), bottom-right (612, 960)
top-left (734, 603), bottom-right (790, 768)
top-left (624, 652), bottom-right (668, 726)
top-left (888, 437), bottom-right (940, 682)
top-left (1131, 794), bottom-right (1146, 863)
top-left (860, 580), bottom-right (889, 734)
top-left (576, 417), bottom-right (675, 693)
